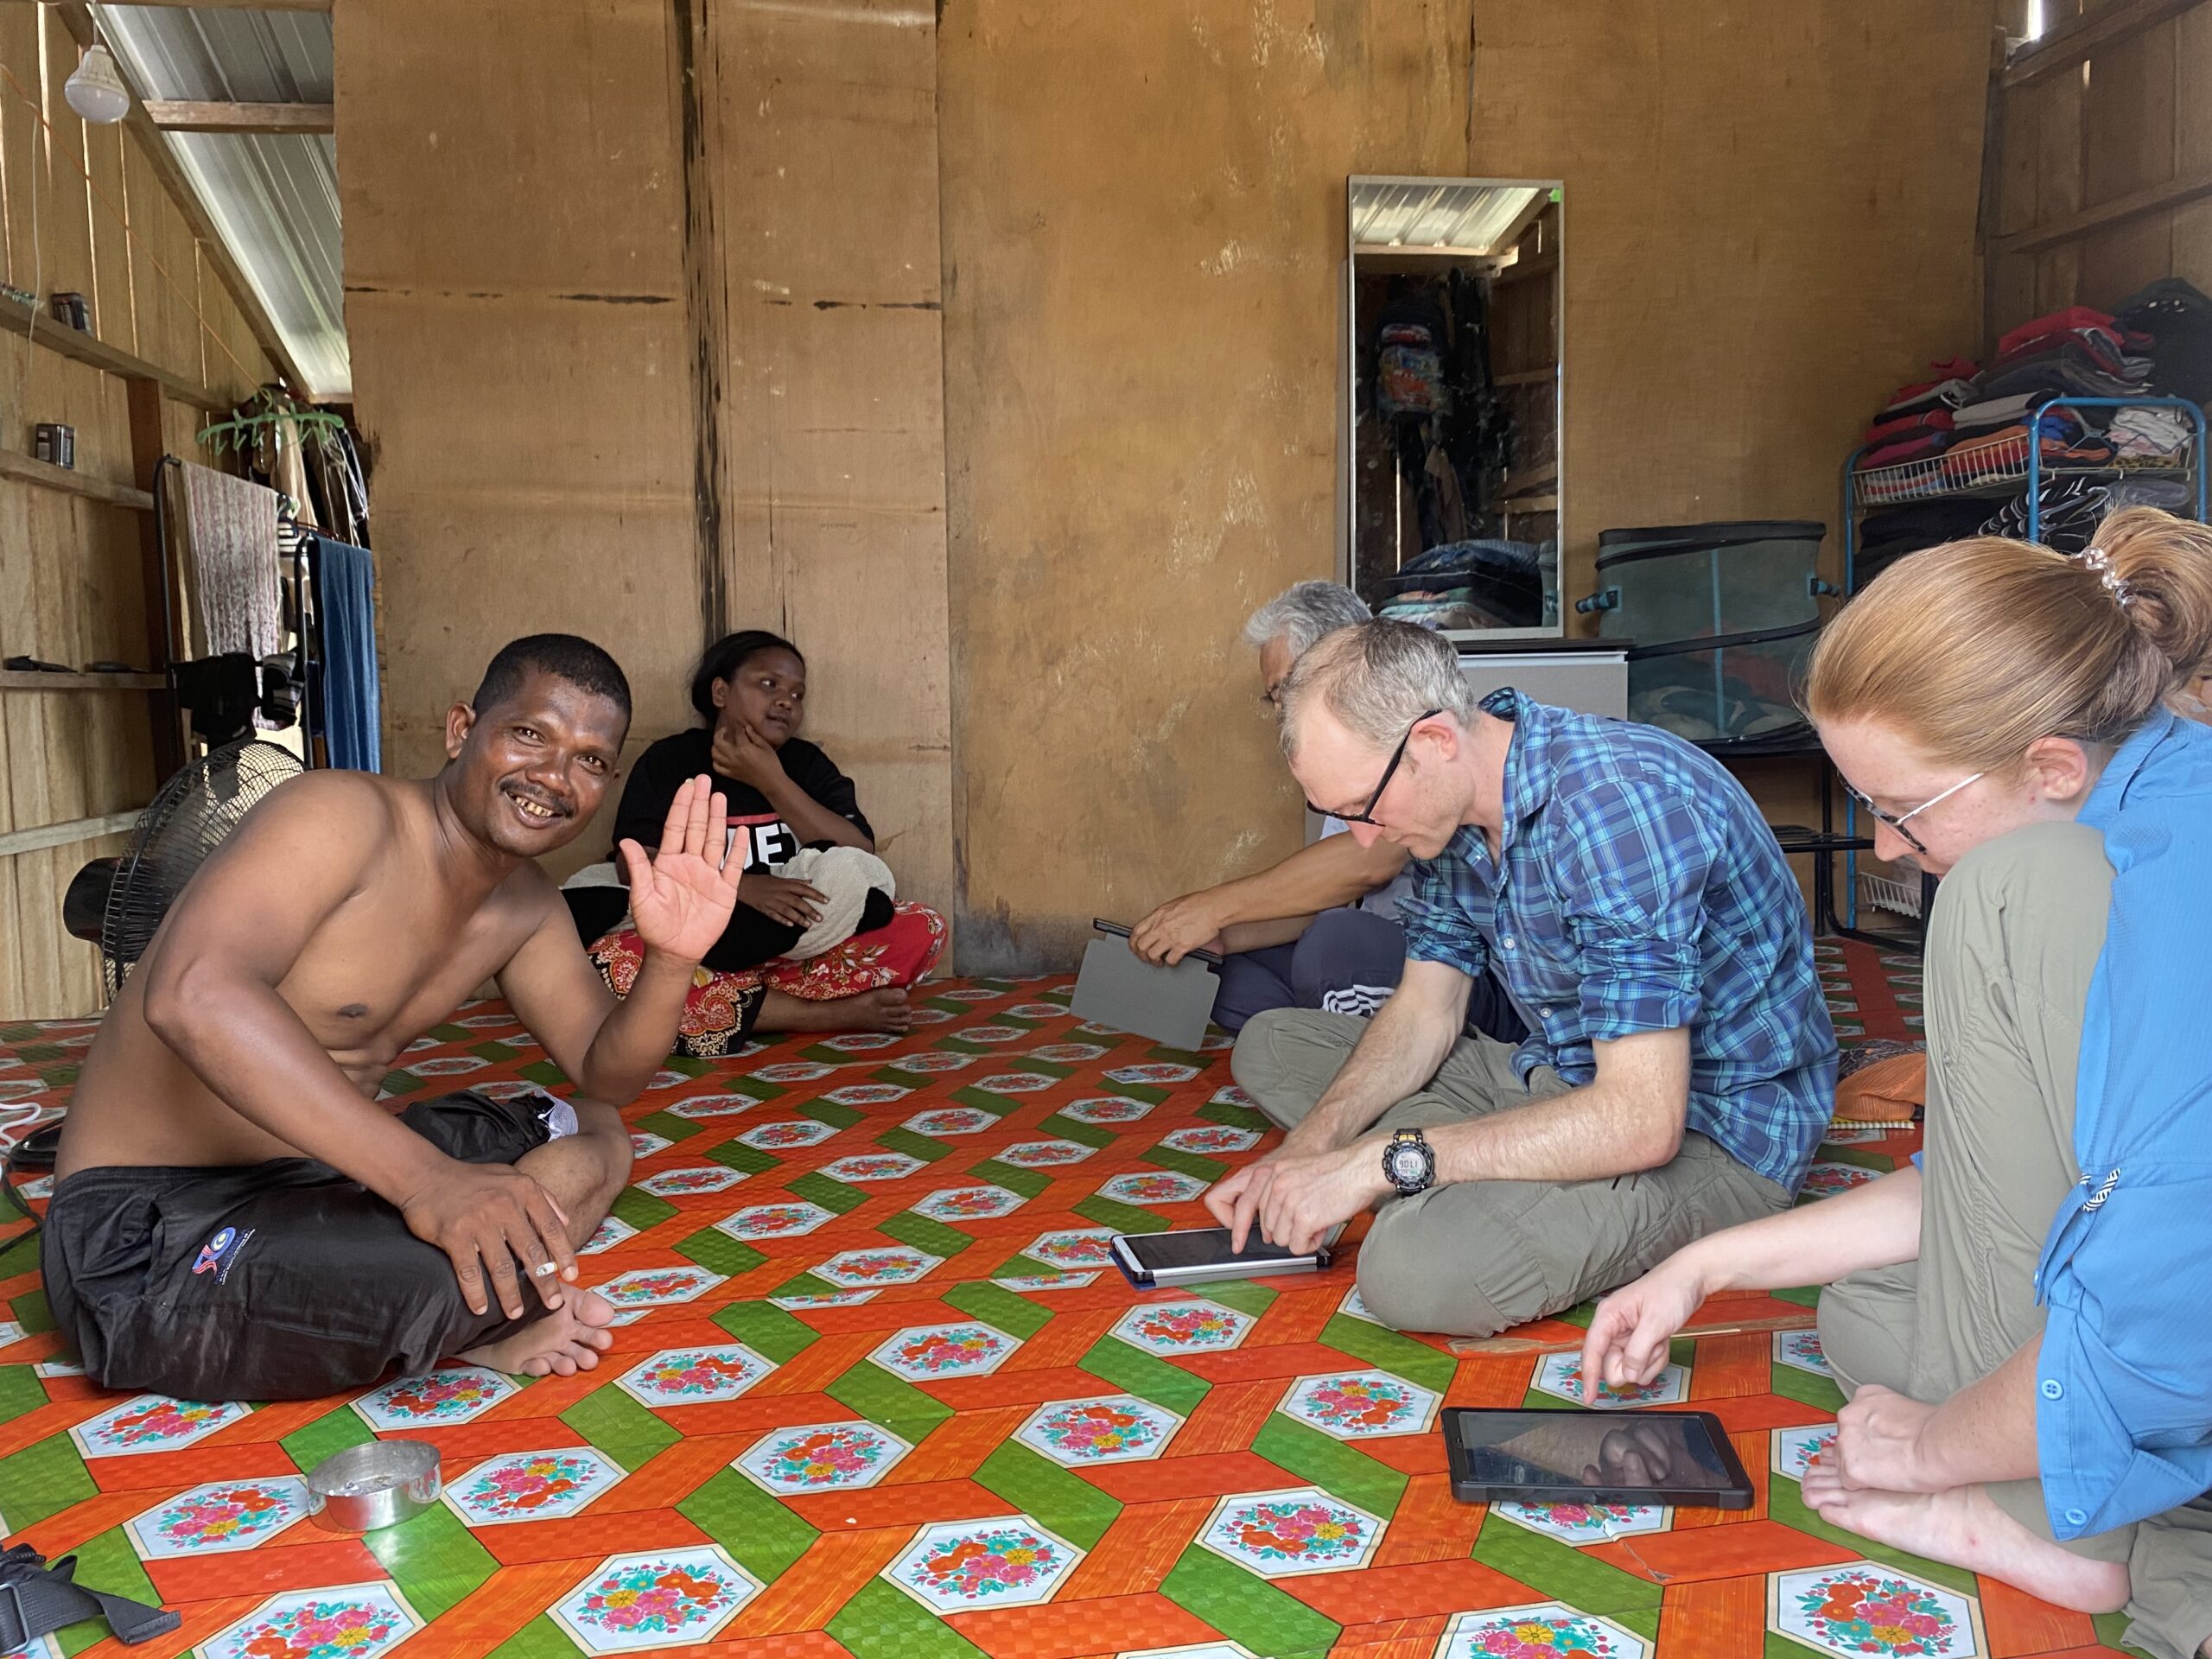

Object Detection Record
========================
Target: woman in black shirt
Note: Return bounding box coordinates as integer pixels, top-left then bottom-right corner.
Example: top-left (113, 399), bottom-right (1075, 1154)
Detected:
top-left (588, 632), bottom-right (945, 1052)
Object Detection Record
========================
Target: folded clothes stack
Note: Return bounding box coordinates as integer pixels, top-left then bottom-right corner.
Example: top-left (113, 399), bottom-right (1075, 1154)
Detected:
top-left (2108, 404), bottom-right (2194, 461)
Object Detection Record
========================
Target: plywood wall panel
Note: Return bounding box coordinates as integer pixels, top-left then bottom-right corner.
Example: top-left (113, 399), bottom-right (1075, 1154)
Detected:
top-left (0, 6), bottom-right (278, 1018)
top-left (939, 0), bottom-right (1993, 970)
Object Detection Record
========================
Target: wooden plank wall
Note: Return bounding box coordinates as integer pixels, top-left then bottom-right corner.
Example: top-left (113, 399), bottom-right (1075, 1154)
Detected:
top-left (1986, 0), bottom-right (2212, 339)
top-left (0, 6), bottom-right (271, 1020)
top-left (939, 0), bottom-right (1998, 971)
top-left (341, 0), bottom-right (954, 917)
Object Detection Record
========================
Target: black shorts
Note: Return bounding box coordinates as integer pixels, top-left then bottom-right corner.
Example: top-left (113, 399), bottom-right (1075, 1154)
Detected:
top-left (42, 1089), bottom-right (561, 1402)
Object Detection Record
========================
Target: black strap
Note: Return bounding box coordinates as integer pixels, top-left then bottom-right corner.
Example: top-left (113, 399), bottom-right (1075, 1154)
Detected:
top-left (0, 1543), bottom-right (180, 1649)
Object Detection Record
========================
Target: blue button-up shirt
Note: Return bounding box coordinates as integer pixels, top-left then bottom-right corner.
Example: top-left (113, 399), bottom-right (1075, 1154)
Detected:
top-left (1398, 689), bottom-right (1836, 1191)
top-left (2034, 709), bottom-right (2212, 1538)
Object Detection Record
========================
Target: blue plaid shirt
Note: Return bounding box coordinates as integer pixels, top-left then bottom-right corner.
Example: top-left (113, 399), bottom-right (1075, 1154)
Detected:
top-left (1399, 690), bottom-right (1836, 1190)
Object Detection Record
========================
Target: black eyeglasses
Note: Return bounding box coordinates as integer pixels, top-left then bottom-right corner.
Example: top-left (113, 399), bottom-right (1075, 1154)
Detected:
top-left (1306, 709), bottom-right (1442, 825)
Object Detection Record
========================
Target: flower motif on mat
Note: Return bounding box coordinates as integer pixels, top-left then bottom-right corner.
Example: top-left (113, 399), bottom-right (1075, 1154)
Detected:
top-left (735, 1118), bottom-right (838, 1149)
top-left (1027, 1043), bottom-right (1107, 1063)
top-left (627, 1131), bottom-right (671, 1159)
top-left (885, 1516), bottom-right (1084, 1611)
top-left (1801, 1160), bottom-right (1880, 1198)
top-left (903, 1107), bottom-right (993, 1135)
top-left (199, 1583), bottom-right (422, 1659)
top-left (352, 1367), bottom-right (512, 1430)
top-left (819, 1153), bottom-right (925, 1183)
top-left (1098, 1170), bottom-right (1207, 1205)
top-left (1435, 1602), bottom-right (1651, 1659)
top-left (1015, 1395), bottom-right (1183, 1465)
top-left (998, 1139), bottom-right (1094, 1167)
top-left (1279, 1371), bottom-right (1440, 1440)
top-left (912, 1185), bottom-right (1027, 1221)
top-left (749, 1061), bottom-right (833, 1083)
top-left (1770, 1564), bottom-right (1981, 1659)
top-left (580, 1216), bottom-right (637, 1254)
top-left (817, 1249), bottom-right (943, 1288)
top-left (1105, 1063), bottom-right (1199, 1084)
top-left (952, 1025), bottom-right (1024, 1043)
top-left (1198, 1486), bottom-right (1385, 1576)
top-left (636, 1166), bottom-right (746, 1197)
top-left (1160, 1125), bottom-right (1262, 1154)
top-left (823, 1083), bottom-right (913, 1105)
top-left (1491, 1501), bottom-right (1670, 1545)
top-left (1112, 1299), bottom-right (1255, 1354)
top-left (870, 1322), bottom-right (1020, 1380)
top-left (972, 1071), bottom-right (1056, 1094)
top-left (71, 1395), bottom-right (248, 1458)
top-left (1772, 1423), bottom-right (1839, 1481)
top-left (892, 1052), bottom-right (976, 1074)
top-left (736, 1421), bottom-right (910, 1492)
top-left (1023, 1228), bottom-right (1119, 1268)
top-left (615, 1345), bottom-right (772, 1406)
top-left (128, 1478), bottom-right (311, 1558)
top-left (448, 1450), bottom-right (623, 1525)
top-left (714, 1201), bottom-right (836, 1240)
top-left (1776, 1329), bottom-right (1832, 1376)
top-left (666, 1094), bottom-right (754, 1118)
top-left (590, 1266), bottom-right (724, 1308)
top-left (552, 1547), bottom-right (759, 1652)
top-left (1059, 1095), bottom-right (1154, 1123)
top-left (1532, 1353), bottom-right (1689, 1409)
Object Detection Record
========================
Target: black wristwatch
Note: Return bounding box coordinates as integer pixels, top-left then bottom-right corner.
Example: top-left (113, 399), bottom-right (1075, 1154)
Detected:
top-left (1381, 1128), bottom-right (1435, 1198)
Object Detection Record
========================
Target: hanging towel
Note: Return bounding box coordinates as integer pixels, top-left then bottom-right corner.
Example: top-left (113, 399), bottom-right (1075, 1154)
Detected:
top-left (179, 461), bottom-right (282, 660)
top-left (311, 536), bottom-right (382, 772)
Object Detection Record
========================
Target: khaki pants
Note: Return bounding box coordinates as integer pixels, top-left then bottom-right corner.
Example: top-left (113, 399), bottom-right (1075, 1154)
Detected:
top-left (1817, 822), bottom-right (2212, 1659)
top-left (1229, 1008), bottom-right (1790, 1338)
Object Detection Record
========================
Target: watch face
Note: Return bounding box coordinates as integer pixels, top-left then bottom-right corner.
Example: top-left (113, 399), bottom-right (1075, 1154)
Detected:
top-left (1385, 1144), bottom-right (1422, 1182)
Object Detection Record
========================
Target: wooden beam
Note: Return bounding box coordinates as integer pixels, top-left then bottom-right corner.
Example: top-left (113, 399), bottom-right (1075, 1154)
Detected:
top-left (145, 99), bottom-right (334, 136)
top-left (1992, 161), bottom-right (2212, 254)
top-left (128, 378), bottom-right (188, 779)
top-left (0, 810), bottom-right (143, 860)
top-left (0, 292), bottom-right (221, 406)
top-left (2001, 0), bottom-right (2201, 88)
top-left (50, 2), bottom-right (313, 397)
top-left (0, 0), bottom-right (331, 9)
top-left (0, 445), bottom-right (156, 510)
top-left (0, 671), bottom-right (164, 691)
top-left (1493, 365), bottom-right (1557, 388)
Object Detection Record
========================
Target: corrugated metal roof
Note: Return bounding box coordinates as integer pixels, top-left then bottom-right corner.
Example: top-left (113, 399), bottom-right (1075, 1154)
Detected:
top-left (1349, 178), bottom-right (1546, 255)
top-left (93, 3), bottom-right (346, 397)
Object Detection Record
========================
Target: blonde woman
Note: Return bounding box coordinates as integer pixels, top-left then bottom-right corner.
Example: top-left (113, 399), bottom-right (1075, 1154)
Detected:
top-left (1580, 509), bottom-right (2212, 1659)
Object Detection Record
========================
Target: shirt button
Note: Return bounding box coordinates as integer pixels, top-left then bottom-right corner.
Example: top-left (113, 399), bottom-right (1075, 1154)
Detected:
top-left (2066, 1508), bottom-right (2088, 1527)
top-left (1502, 936), bottom-right (1516, 950)
top-left (2040, 1378), bottom-right (2064, 1401)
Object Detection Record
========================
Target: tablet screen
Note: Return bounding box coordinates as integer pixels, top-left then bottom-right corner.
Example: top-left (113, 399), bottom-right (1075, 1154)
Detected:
top-left (1123, 1228), bottom-right (1310, 1272)
top-left (1453, 1409), bottom-right (1738, 1492)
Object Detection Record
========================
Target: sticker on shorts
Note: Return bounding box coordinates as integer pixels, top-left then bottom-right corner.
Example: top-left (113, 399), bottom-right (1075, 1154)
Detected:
top-left (193, 1225), bottom-right (254, 1283)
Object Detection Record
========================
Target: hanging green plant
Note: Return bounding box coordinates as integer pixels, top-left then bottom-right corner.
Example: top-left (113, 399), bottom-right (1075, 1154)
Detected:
top-left (198, 387), bottom-right (346, 456)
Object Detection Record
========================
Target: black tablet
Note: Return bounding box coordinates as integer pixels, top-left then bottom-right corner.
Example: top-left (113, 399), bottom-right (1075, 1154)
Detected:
top-left (1441, 1407), bottom-right (1754, 1509)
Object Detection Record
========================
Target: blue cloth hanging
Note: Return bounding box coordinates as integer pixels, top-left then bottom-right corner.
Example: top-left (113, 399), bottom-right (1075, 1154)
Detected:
top-left (310, 536), bottom-right (381, 772)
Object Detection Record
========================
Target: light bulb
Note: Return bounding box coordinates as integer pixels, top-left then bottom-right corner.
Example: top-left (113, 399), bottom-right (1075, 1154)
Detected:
top-left (65, 45), bottom-right (130, 125)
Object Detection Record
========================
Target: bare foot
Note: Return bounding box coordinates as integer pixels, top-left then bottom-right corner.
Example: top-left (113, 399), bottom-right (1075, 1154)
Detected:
top-left (457, 1288), bottom-right (618, 1379)
top-left (755, 986), bottom-right (912, 1034)
top-left (1801, 1468), bottom-right (2128, 1613)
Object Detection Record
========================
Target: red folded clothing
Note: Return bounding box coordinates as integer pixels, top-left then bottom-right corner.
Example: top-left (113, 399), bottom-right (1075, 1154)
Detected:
top-left (1864, 409), bottom-right (1956, 447)
top-left (1989, 327), bottom-right (2127, 377)
top-left (1859, 432), bottom-right (1949, 469)
top-left (1997, 305), bottom-right (2114, 360)
top-left (1886, 358), bottom-right (1980, 402)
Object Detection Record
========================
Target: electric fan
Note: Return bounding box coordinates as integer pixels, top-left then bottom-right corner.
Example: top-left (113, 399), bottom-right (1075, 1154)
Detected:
top-left (73, 739), bottom-right (306, 998)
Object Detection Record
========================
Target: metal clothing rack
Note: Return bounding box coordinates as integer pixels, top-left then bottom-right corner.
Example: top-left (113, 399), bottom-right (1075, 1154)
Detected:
top-left (1834, 393), bottom-right (2209, 931)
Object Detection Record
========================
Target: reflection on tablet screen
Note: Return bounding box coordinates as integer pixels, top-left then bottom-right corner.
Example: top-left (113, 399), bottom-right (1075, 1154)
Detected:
top-left (1458, 1411), bottom-right (1735, 1490)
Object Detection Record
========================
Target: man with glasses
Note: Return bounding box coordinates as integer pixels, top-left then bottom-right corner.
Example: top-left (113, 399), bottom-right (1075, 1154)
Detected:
top-left (1207, 619), bottom-right (1837, 1338)
top-left (1129, 581), bottom-right (1522, 1041)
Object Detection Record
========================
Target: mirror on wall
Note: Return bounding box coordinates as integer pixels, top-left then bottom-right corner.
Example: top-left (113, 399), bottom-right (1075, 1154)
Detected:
top-left (1344, 176), bottom-right (1562, 639)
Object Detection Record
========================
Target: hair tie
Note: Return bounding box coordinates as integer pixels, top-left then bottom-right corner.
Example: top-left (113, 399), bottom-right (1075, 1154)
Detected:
top-left (2075, 545), bottom-right (2135, 609)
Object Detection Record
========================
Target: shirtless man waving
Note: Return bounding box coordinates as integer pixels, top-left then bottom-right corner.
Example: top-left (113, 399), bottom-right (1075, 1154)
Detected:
top-left (46, 634), bottom-right (742, 1402)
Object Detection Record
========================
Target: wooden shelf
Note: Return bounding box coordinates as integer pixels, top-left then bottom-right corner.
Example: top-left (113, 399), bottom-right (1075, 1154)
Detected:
top-left (0, 446), bottom-right (154, 512)
top-left (0, 295), bottom-right (227, 409)
top-left (1501, 493), bottom-right (1560, 513)
top-left (0, 670), bottom-right (164, 691)
top-left (1494, 365), bottom-right (1557, 388)
top-left (1493, 253), bottom-right (1558, 289)
top-left (1502, 460), bottom-right (1559, 496)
